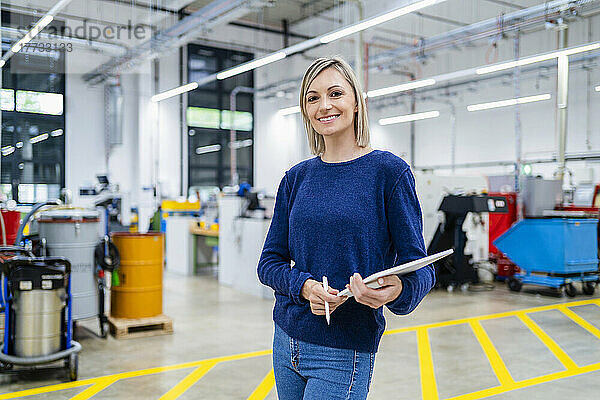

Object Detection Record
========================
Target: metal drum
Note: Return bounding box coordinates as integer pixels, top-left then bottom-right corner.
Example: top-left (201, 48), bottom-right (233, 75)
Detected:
top-left (111, 232), bottom-right (164, 319)
top-left (13, 289), bottom-right (65, 357)
top-left (38, 209), bottom-right (100, 320)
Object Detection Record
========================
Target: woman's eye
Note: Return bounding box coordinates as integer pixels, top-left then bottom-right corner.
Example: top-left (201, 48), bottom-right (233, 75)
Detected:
top-left (330, 91), bottom-right (342, 97)
top-left (307, 96), bottom-right (318, 102)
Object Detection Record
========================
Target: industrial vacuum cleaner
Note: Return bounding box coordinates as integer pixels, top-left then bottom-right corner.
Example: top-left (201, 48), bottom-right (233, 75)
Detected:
top-left (0, 251), bottom-right (81, 381)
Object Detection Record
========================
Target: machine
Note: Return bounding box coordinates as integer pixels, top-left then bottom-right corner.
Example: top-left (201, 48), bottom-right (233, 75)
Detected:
top-left (0, 251), bottom-right (80, 381)
top-left (428, 194), bottom-right (507, 289)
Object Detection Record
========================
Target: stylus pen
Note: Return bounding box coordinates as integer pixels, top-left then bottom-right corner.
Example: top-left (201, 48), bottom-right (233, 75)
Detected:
top-left (323, 276), bottom-right (330, 325)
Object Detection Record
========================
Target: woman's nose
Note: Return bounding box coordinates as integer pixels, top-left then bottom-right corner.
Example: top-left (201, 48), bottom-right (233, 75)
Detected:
top-left (319, 97), bottom-right (332, 110)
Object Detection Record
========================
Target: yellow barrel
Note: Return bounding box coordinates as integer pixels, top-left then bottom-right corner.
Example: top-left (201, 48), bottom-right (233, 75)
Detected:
top-left (110, 232), bottom-right (164, 319)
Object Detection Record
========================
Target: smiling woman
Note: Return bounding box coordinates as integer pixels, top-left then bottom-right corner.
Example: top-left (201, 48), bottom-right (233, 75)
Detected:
top-left (257, 56), bottom-right (436, 400)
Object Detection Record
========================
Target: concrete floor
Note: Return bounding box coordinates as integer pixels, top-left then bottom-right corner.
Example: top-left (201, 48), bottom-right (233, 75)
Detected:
top-left (1, 273), bottom-right (600, 399)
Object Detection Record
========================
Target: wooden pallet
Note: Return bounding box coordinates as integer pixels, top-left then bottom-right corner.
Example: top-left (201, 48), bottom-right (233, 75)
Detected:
top-left (108, 314), bottom-right (173, 339)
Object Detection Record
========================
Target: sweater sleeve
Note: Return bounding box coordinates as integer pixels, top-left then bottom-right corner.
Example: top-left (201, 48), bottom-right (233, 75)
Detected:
top-left (257, 174), bottom-right (314, 304)
top-left (385, 169), bottom-right (436, 315)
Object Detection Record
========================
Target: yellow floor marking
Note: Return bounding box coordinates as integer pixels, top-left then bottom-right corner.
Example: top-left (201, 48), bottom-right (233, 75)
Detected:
top-left (0, 381), bottom-right (94, 400)
top-left (446, 361), bottom-right (600, 400)
top-left (2, 299), bottom-right (599, 399)
top-left (417, 328), bottom-right (439, 400)
top-left (557, 305), bottom-right (600, 340)
top-left (469, 320), bottom-right (514, 386)
top-left (0, 350), bottom-right (272, 399)
top-left (159, 361), bottom-right (217, 400)
top-left (247, 369), bottom-right (275, 400)
top-left (69, 377), bottom-right (119, 400)
top-left (384, 298), bottom-right (600, 336)
top-left (516, 312), bottom-right (578, 371)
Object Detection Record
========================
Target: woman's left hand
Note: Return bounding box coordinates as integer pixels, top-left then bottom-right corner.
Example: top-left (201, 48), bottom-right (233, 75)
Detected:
top-left (347, 273), bottom-right (403, 309)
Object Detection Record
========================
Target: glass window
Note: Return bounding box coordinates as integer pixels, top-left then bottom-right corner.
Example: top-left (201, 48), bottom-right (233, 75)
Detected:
top-left (187, 44), bottom-right (254, 189)
top-left (1, 13), bottom-right (65, 204)
top-left (1, 89), bottom-right (15, 111)
top-left (16, 90), bottom-right (64, 115)
top-left (220, 110), bottom-right (253, 131)
top-left (187, 107), bottom-right (221, 129)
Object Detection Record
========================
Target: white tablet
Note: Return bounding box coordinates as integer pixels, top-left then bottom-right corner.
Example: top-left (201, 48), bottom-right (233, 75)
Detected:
top-left (337, 249), bottom-right (453, 298)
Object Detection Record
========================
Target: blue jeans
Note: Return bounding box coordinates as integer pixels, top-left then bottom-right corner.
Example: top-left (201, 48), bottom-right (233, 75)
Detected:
top-left (272, 324), bottom-right (375, 400)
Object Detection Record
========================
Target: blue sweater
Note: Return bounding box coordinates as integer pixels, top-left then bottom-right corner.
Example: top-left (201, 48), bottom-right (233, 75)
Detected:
top-left (257, 150), bottom-right (435, 353)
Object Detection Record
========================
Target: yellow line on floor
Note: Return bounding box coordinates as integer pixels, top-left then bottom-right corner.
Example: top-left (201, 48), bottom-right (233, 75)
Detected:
top-left (0, 381), bottom-right (94, 400)
top-left (446, 361), bottom-right (600, 400)
top-left (384, 298), bottom-right (600, 336)
top-left (247, 369), bottom-right (275, 400)
top-left (159, 361), bottom-right (217, 400)
top-left (0, 350), bottom-right (272, 399)
top-left (416, 328), bottom-right (439, 400)
top-left (2, 300), bottom-right (598, 399)
top-left (469, 320), bottom-right (514, 386)
top-left (557, 305), bottom-right (600, 340)
top-left (68, 378), bottom-right (119, 400)
top-left (516, 312), bottom-right (578, 371)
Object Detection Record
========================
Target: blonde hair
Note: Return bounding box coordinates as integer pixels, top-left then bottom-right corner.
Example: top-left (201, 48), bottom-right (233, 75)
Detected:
top-left (299, 56), bottom-right (370, 156)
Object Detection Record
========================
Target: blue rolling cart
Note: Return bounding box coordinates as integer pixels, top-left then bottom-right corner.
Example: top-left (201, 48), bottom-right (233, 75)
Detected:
top-left (494, 218), bottom-right (599, 297)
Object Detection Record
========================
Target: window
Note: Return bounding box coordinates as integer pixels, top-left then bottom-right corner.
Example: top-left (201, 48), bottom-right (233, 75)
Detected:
top-left (1, 11), bottom-right (65, 203)
top-left (187, 44), bottom-right (254, 189)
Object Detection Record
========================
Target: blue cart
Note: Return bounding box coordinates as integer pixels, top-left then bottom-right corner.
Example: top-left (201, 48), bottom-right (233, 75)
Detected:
top-left (493, 218), bottom-right (599, 297)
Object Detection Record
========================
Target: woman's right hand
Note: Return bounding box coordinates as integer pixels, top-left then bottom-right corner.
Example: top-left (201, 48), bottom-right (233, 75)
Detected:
top-left (301, 279), bottom-right (347, 316)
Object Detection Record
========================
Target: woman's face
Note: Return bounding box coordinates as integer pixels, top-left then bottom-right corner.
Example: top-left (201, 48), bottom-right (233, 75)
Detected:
top-left (305, 67), bottom-right (358, 139)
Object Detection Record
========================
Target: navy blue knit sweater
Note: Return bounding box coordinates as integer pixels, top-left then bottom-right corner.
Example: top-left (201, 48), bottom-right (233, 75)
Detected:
top-left (257, 150), bottom-right (435, 353)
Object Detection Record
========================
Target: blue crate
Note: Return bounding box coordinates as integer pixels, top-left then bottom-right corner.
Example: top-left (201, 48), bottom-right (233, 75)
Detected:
top-left (493, 218), bottom-right (598, 274)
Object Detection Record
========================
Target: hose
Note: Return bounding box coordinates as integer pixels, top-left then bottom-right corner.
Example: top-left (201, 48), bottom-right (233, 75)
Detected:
top-left (14, 200), bottom-right (61, 245)
top-left (94, 238), bottom-right (120, 272)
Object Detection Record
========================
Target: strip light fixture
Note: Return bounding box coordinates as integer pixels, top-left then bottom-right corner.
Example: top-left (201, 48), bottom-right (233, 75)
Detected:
top-left (379, 110), bottom-right (440, 125)
top-left (11, 15), bottom-right (54, 54)
top-left (151, 82), bottom-right (199, 102)
top-left (154, 0), bottom-right (447, 102)
top-left (2, 0), bottom-right (73, 67)
top-left (216, 52), bottom-right (287, 80)
top-left (320, 0), bottom-right (442, 43)
top-left (367, 79), bottom-right (436, 98)
top-left (30, 133), bottom-right (49, 144)
top-left (467, 94), bottom-right (551, 112)
top-left (278, 106), bottom-right (301, 116)
top-left (476, 42), bottom-right (600, 75)
top-left (195, 144), bottom-right (222, 155)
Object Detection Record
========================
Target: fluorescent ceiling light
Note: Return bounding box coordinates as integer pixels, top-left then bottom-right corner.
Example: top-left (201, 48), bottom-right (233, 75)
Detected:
top-left (1, 146), bottom-right (15, 156)
top-left (151, 82), bottom-right (198, 102)
top-left (320, 0), bottom-right (442, 43)
top-left (155, 1), bottom-right (446, 102)
top-left (476, 42), bottom-right (600, 75)
top-left (195, 144), bottom-right (222, 155)
top-left (467, 94), bottom-right (551, 112)
top-left (595, 85), bottom-right (600, 92)
top-left (51, 129), bottom-right (64, 137)
top-left (217, 52), bottom-right (287, 80)
top-left (11, 15), bottom-right (54, 53)
top-left (278, 105), bottom-right (301, 116)
top-left (379, 110), bottom-right (440, 125)
top-left (229, 139), bottom-right (253, 149)
top-left (30, 133), bottom-right (49, 144)
top-left (367, 79), bottom-right (436, 98)
top-left (15, 141), bottom-right (23, 148)
top-left (0, 60), bottom-right (5, 68)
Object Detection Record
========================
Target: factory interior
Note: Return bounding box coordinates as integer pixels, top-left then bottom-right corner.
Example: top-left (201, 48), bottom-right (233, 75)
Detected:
top-left (1, 0), bottom-right (600, 399)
